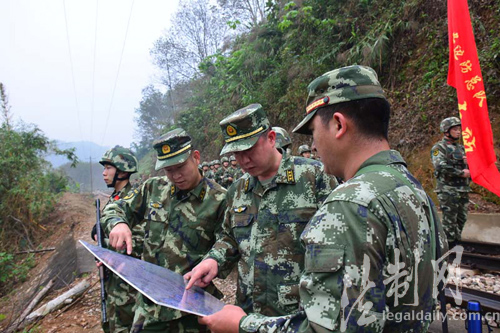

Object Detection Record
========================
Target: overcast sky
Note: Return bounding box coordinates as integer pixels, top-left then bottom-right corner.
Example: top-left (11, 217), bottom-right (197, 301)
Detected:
top-left (0, 0), bottom-right (179, 150)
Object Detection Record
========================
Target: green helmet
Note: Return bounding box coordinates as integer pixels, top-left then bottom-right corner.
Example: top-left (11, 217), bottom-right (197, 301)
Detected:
top-left (440, 117), bottom-right (461, 133)
top-left (99, 146), bottom-right (138, 173)
top-left (229, 155), bottom-right (236, 162)
top-left (273, 127), bottom-right (292, 149)
top-left (221, 156), bottom-right (229, 163)
top-left (298, 144), bottom-right (311, 155)
top-left (214, 159), bottom-right (221, 165)
top-left (202, 161), bottom-right (209, 168)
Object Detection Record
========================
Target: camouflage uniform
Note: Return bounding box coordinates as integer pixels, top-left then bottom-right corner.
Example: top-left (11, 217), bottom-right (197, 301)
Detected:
top-left (98, 146), bottom-right (141, 333)
top-left (102, 129), bottom-right (227, 333)
top-left (213, 160), bottom-right (225, 185)
top-left (298, 145), bottom-right (311, 157)
top-left (207, 104), bottom-right (338, 318)
top-left (273, 126), bottom-right (293, 156)
top-left (236, 66), bottom-right (448, 332)
top-left (431, 117), bottom-right (470, 244)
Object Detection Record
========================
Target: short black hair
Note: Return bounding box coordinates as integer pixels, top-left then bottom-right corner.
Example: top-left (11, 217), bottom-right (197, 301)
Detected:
top-left (316, 98), bottom-right (390, 140)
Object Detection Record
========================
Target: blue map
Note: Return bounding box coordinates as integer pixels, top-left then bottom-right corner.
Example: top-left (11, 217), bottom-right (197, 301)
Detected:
top-left (79, 240), bottom-right (225, 316)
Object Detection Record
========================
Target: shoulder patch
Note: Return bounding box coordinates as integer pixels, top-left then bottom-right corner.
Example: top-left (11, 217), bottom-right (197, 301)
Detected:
top-left (234, 206), bottom-right (247, 213)
top-left (123, 189), bottom-right (138, 200)
top-left (433, 149), bottom-right (439, 156)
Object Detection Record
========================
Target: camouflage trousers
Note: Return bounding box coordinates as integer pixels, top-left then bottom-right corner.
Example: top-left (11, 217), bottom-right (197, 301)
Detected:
top-left (131, 311), bottom-right (208, 333)
top-left (437, 191), bottom-right (469, 244)
top-left (103, 272), bottom-right (136, 333)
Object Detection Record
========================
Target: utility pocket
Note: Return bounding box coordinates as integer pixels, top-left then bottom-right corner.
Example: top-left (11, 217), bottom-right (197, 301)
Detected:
top-left (305, 244), bottom-right (344, 273)
top-left (231, 211), bottom-right (254, 244)
top-left (277, 282), bottom-right (300, 313)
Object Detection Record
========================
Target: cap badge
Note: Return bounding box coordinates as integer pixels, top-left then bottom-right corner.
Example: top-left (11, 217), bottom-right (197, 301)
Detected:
top-left (226, 125), bottom-right (237, 136)
top-left (162, 145), bottom-right (171, 154)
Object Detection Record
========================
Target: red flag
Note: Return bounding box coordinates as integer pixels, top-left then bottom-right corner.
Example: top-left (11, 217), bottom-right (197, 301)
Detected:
top-left (447, 0), bottom-right (500, 196)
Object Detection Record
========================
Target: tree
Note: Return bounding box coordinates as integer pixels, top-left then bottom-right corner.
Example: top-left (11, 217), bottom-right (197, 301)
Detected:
top-left (151, 0), bottom-right (231, 86)
top-left (218, 0), bottom-right (268, 28)
top-left (134, 85), bottom-right (175, 148)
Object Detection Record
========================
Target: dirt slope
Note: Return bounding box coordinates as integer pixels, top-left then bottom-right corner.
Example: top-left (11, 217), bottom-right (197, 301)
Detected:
top-left (0, 192), bottom-right (236, 332)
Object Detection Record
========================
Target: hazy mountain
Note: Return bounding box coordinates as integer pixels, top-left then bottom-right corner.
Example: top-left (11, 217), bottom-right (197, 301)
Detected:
top-left (46, 141), bottom-right (110, 168)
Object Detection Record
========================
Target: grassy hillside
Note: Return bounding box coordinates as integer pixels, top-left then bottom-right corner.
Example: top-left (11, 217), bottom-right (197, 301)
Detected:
top-left (139, 0), bottom-right (500, 204)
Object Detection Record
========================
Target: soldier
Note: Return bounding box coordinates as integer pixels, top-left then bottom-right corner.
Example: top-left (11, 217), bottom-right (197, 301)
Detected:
top-left (229, 155), bottom-right (244, 180)
top-left (298, 144), bottom-right (312, 158)
top-left (273, 126), bottom-right (292, 155)
top-left (185, 104), bottom-right (338, 324)
top-left (102, 129), bottom-right (227, 332)
top-left (431, 117), bottom-right (471, 247)
top-left (196, 66), bottom-right (448, 332)
top-left (221, 155), bottom-right (243, 188)
top-left (221, 156), bottom-right (230, 169)
top-left (92, 146), bottom-right (140, 333)
top-left (201, 161), bottom-right (210, 176)
top-left (213, 159), bottom-right (224, 185)
top-left (205, 161), bottom-right (215, 180)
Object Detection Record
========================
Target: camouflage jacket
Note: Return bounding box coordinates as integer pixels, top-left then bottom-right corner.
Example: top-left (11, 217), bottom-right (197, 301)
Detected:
top-left (239, 150), bottom-right (448, 333)
top-left (431, 137), bottom-right (470, 192)
top-left (102, 176), bottom-right (227, 322)
top-left (100, 182), bottom-right (144, 258)
top-left (205, 170), bottom-right (215, 180)
top-left (214, 167), bottom-right (226, 185)
top-left (222, 166), bottom-right (243, 189)
top-left (206, 154), bottom-right (338, 317)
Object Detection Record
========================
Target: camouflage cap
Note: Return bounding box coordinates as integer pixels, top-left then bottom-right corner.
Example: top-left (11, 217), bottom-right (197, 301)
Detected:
top-left (293, 65), bottom-right (386, 135)
top-left (152, 128), bottom-right (193, 170)
top-left (273, 126), bottom-right (292, 149)
top-left (298, 144), bottom-right (311, 155)
top-left (219, 103), bottom-right (270, 155)
top-left (99, 146), bottom-right (138, 173)
top-left (440, 116), bottom-right (461, 133)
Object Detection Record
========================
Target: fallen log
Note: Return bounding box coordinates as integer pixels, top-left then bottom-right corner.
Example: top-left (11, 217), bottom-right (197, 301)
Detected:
top-left (19, 279), bottom-right (91, 329)
top-left (5, 279), bottom-right (55, 333)
top-left (15, 248), bottom-right (55, 255)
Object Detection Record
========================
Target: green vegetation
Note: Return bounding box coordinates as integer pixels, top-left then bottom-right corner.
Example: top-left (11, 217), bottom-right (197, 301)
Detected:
top-left (0, 83), bottom-right (78, 294)
top-left (134, 0), bottom-right (500, 201)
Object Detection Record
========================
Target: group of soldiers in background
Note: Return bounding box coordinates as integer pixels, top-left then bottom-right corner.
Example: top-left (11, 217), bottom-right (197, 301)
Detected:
top-left (90, 64), bottom-right (475, 333)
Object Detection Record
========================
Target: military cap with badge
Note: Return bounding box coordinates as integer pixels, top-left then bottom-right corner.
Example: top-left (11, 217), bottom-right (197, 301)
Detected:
top-left (219, 103), bottom-right (271, 155)
top-left (152, 128), bottom-right (193, 170)
top-left (293, 65), bottom-right (386, 135)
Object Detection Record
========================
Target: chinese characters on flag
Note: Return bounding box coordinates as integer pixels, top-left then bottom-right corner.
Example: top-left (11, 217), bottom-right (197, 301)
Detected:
top-left (447, 0), bottom-right (500, 196)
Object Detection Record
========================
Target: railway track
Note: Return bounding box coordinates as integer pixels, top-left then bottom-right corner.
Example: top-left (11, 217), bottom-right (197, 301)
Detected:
top-left (448, 240), bottom-right (500, 272)
top-left (443, 240), bottom-right (500, 316)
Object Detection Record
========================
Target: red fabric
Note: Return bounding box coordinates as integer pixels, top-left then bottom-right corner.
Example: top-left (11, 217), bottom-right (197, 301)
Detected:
top-left (447, 0), bottom-right (500, 196)
top-left (114, 195), bottom-right (120, 201)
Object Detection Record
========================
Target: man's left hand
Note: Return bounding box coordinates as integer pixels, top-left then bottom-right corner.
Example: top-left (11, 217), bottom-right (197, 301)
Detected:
top-left (198, 305), bottom-right (246, 333)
